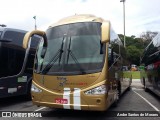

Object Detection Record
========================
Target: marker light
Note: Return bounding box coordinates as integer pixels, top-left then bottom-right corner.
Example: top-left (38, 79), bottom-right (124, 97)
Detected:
top-left (31, 84), bottom-right (42, 93)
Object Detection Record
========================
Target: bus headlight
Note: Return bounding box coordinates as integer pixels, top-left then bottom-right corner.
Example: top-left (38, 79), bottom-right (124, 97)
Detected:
top-left (84, 85), bottom-right (107, 95)
top-left (31, 84), bottom-right (42, 93)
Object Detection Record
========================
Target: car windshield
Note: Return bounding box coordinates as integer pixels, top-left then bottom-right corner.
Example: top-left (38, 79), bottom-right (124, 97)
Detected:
top-left (35, 22), bottom-right (106, 75)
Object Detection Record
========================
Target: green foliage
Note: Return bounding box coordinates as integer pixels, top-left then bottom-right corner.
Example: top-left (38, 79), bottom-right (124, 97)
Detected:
top-left (118, 32), bottom-right (157, 65)
top-left (126, 46), bottom-right (143, 65)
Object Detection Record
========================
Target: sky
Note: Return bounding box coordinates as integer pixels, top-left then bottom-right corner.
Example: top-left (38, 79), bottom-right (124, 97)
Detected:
top-left (0, 0), bottom-right (160, 37)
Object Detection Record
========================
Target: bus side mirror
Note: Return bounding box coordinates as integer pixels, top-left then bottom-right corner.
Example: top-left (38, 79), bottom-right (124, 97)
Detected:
top-left (23, 30), bottom-right (47, 49)
top-left (101, 21), bottom-right (110, 43)
top-left (41, 47), bottom-right (47, 58)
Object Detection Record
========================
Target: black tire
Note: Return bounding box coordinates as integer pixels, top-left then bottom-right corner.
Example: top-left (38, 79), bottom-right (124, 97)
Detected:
top-left (127, 86), bottom-right (131, 91)
top-left (112, 91), bottom-right (119, 107)
top-left (118, 82), bottom-right (121, 97)
top-left (143, 78), bottom-right (145, 87)
top-left (143, 78), bottom-right (148, 92)
top-left (144, 85), bottom-right (148, 92)
top-left (128, 75), bottom-right (132, 91)
top-left (112, 82), bottom-right (121, 107)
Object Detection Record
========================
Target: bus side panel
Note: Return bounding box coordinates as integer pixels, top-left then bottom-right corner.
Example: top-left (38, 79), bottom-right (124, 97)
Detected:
top-left (0, 29), bottom-right (39, 98)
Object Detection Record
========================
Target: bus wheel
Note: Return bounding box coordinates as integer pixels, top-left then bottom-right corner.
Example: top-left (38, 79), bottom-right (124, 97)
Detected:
top-left (127, 76), bottom-right (132, 91)
top-left (127, 86), bottom-right (131, 91)
top-left (113, 84), bottom-right (120, 107)
top-left (143, 78), bottom-right (145, 87)
top-left (118, 82), bottom-right (121, 98)
top-left (143, 78), bottom-right (148, 92)
top-left (112, 90), bottom-right (119, 107)
top-left (144, 85), bottom-right (148, 92)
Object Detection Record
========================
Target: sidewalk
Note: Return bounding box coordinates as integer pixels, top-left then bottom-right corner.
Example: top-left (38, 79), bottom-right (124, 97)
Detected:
top-left (131, 79), bottom-right (144, 89)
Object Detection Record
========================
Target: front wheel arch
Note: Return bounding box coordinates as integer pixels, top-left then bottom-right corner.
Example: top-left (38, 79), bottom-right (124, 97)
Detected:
top-left (113, 81), bottom-right (121, 107)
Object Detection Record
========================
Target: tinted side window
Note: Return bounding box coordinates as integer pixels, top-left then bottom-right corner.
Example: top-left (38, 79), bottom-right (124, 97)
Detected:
top-left (3, 31), bottom-right (26, 46)
top-left (0, 30), bottom-right (26, 77)
top-left (0, 30), bottom-right (40, 77)
top-left (142, 43), bottom-right (158, 65)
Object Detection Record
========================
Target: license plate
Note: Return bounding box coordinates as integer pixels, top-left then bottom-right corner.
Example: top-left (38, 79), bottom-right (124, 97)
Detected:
top-left (55, 98), bottom-right (68, 104)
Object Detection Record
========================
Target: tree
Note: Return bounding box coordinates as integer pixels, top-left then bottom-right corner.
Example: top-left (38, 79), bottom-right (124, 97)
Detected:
top-left (118, 34), bottom-right (144, 49)
top-left (118, 34), bottom-right (146, 65)
top-left (140, 31), bottom-right (158, 41)
top-left (140, 31), bottom-right (158, 48)
top-left (126, 46), bottom-right (143, 65)
top-left (118, 31), bottom-right (158, 65)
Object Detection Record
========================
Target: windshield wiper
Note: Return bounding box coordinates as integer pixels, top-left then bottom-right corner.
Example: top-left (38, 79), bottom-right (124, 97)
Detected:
top-left (67, 37), bottom-right (86, 74)
top-left (40, 38), bottom-right (64, 74)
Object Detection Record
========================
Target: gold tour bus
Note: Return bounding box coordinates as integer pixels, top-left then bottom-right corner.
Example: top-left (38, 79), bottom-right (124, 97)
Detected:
top-left (22, 14), bottom-right (131, 111)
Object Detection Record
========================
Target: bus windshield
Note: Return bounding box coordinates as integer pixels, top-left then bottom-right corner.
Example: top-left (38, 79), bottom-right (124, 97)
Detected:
top-left (35, 22), bottom-right (106, 75)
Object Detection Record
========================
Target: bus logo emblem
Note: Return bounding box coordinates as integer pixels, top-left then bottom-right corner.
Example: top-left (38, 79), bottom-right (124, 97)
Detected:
top-left (57, 77), bottom-right (67, 86)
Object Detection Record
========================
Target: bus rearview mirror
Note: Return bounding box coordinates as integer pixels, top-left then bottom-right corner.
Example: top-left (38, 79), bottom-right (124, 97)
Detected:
top-left (23, 30), bottom-right (47, 49)
top-left (101, 21), bottom-right (110, 43)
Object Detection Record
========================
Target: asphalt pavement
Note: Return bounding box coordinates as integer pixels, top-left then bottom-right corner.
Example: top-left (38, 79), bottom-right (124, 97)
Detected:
top-left (0, 79), bottom-right (159, 120)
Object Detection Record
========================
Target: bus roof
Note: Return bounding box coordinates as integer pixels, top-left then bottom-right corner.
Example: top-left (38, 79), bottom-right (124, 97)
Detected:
top-left (49, 14), bottom-right (106, 28)
top-left (0, 28), bottom-right (27, 33)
